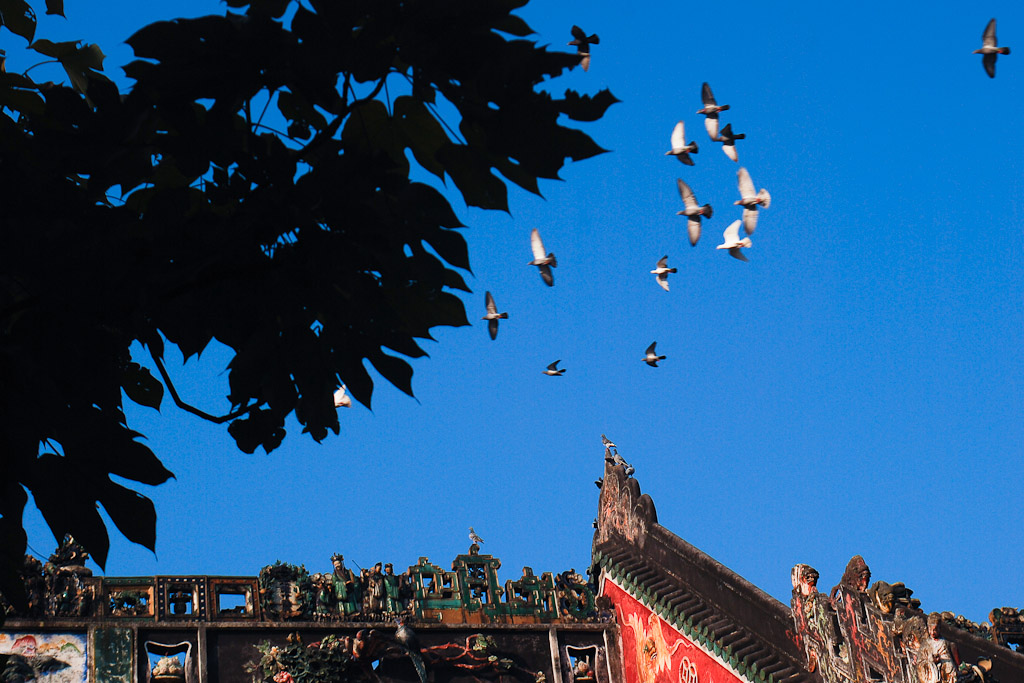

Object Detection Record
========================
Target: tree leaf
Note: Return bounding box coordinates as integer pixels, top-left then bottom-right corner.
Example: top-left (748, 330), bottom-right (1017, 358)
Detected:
top-left (98, 481), bottom-right (157, 550)
top-left (0, 0), bottom-right (36, 43)
top-left (121, 362), bottom-right (164, 410)
top-left (558, 88), bottom-right (621, 122)
top-left (368, 351), bottom-right (414, 397)
top-left (43, 0), bottom-right (63, 17)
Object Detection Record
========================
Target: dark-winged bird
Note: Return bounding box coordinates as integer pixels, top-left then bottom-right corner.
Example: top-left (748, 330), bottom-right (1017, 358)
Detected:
top-left (675, 179), bottom-right (713, 246)
top-left (568, 25), bottom-right (600, 71)
top-left (666, 121), bottom-right (698, 165)
top-left (528, 228), bottom-right (557, 286)
top-left (975, 18), bottom-right (1010, 78)
top-left (482, 291), bottom-right (508, 340)
top-left (642, 342), bottom-right (666, 367)
top-left (469, 527), bottom-right (485, 544)
top-left (696, 82), bottom-right (730, 140)
top-left (543, 360), bottom-right (566, 376)
top-left (718, 123), bottom-right (745, 162)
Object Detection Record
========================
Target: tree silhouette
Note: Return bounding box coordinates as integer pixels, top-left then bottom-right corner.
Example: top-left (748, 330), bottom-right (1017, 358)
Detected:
top-left (0, 0), bottom-right (616, 609)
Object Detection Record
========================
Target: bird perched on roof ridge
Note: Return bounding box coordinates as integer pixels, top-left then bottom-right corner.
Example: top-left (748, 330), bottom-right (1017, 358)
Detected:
top-left (666, 121), bottom-right (698, 165)
top-left (568, 25), bottom-right (600, 71)
top-left (543, 360), bottom-right (566, 376)
top-left (675, 178), bottom-right (713, 246)
top-left (642, 342), bottom-right (666, 367)
top-left (482, 291), bottom-right (508, 340)
top-left (697, 82), bottom-right (730, 141)
top-left (717, 220), bottom-right (751, 261)
top-left (718, 123), bottom-right (745, 163)
top-left (650, 256), bottom-right (677, 292)
top-left (528, 228), bottom-right (557, 286)
top-left (469, 527), bottom-right (485, 545)
top-left (975, 18), bottom-right (1010, 78)
top-left (333, 385), bottom-right (352, 408)
top-left (735, 167), bottom-right (770, 236)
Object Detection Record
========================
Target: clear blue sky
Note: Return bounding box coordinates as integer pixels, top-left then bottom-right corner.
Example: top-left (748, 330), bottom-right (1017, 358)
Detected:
top-left (11, 0), bottom-right (1023, 625)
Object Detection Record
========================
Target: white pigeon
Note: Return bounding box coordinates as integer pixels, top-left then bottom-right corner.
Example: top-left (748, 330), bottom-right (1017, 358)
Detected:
top-left (665, 121), bottom-right (698, 165)
top-left (481, 291), bottom-right (508, 340)
top-left (528, 228), bottom-right (557, 286)
top-left (469, 527), bottom-right (485, 545)
top-left (650, 256), bottom-right (677, 292)
top-left (542, 360), bottom-right (566, 376)
top-left (333, 385), bottom-right (352, 408)
top-left (675, 179), bottom-right (713, 246)
top-left (642, 341), bottom-right (666, 367)
top-left (716, 220), bottom-right (752, 262)
top-left (735, 167), bottom-right (771, 236)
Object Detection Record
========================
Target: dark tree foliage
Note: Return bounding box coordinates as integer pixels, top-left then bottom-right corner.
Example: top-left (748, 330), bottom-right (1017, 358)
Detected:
top-left (0, 0), bottom-right (617, 609)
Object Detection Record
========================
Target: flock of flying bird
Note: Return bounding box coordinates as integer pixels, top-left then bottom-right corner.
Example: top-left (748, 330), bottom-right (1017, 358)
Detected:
top-left (336, 17), bottom-right (1013, 404)
top-left (482, 26), bottom-right (775, 372)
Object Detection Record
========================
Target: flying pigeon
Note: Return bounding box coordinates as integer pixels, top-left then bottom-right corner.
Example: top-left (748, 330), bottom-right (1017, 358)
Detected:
top-left (650, 256), bottom-right (677, 292)
top-left (975, 18), bottom-right (1010, 78)
top-left (481, 291), bottom-right (508, 340)
top-left (642, 341), bottom-right (666, 367)
top-left (696, 82), bottom-right (730, 141)
top-left (528, 228), bottom-right (557, 286)
top-left (665, 121), bottom-right (698, 165)
top-left (543, 360), bottom-right (566, 376)
top-left (717, 220), bottom-right (751, 262)
top-left (675, 178), bottom-right (713, 246)
top-left (735, 167), bottom-right (771, 236)
top-left (718, 123), bottom-right (745, 162)
top-left (469, 527), bottom-right (485, 545)
top-left (333, 385), bottom-right (352, 408)
top-left (568, 25), bottom-right (600, 72)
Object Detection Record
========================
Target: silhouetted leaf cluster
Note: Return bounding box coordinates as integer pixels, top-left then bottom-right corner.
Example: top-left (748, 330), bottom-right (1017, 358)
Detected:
top-left (0, 0), bottom-right (616, 609)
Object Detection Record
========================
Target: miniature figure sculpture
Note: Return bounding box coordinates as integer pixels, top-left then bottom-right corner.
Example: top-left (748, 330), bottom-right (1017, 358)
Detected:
top-left (383, 564), bottom-right (403, 615)
top-left (790, 564), bottom-right (847, 682)
top-left (365, 563), bottom-right (386, 615)
top-left (44, 536), bottom-right (93, 617)
top-left (927, 613), bottom-right (959, 683)
top-left (331, 554), bottom-right (360, 616)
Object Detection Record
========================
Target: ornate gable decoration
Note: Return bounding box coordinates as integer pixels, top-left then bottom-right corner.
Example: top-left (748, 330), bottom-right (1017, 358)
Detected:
top-left (790, 557), bottom-right (991, 683)
top-left (595, 436), bottom-right (656, 548)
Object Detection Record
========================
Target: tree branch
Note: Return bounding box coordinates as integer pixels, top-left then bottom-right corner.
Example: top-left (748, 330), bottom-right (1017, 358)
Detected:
top-left (149, 347), bottom-right (258, 425)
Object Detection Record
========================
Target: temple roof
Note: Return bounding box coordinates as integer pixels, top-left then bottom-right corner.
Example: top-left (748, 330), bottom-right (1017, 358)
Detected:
top-left (592, 462), bottom-right (813, 683)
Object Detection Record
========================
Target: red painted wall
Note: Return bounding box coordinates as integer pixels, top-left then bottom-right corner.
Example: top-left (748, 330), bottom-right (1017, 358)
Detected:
top-left (602, 579), bottom-right (745, 683)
